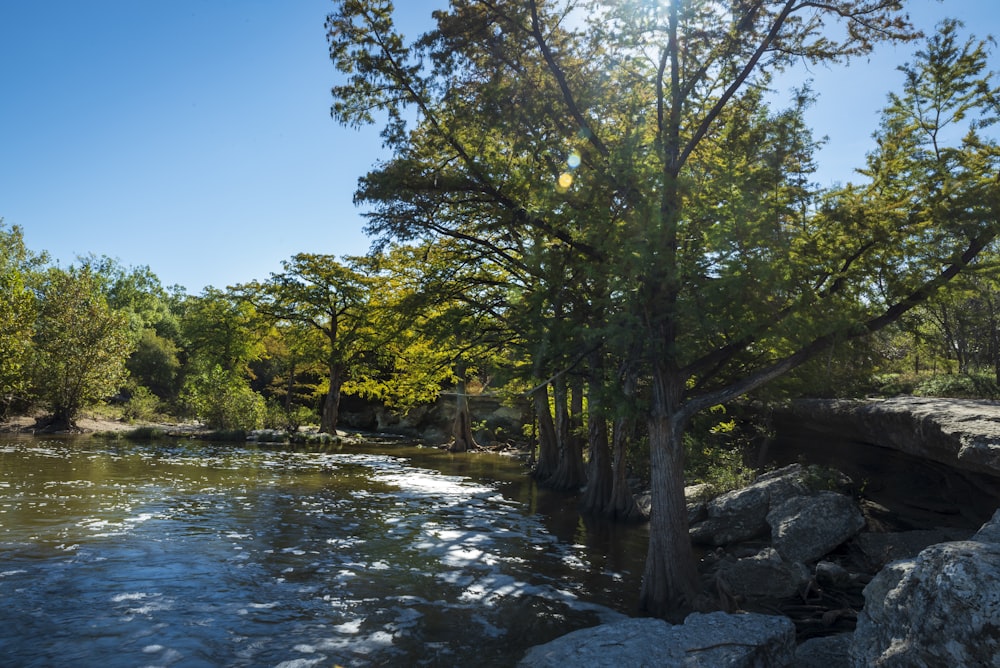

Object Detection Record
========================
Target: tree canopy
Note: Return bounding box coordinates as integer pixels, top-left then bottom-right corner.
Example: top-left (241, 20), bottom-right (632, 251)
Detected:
top-left (327, 0), bottom-right (1000, 618)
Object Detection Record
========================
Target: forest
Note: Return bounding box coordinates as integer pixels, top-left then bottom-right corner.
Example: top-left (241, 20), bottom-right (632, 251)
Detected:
top-left (4, 1), bottom-right (1000, 620)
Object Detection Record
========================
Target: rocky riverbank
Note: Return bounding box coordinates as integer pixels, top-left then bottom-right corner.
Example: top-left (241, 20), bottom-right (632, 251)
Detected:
top-left (523, 397), bottom-right (1000, 666)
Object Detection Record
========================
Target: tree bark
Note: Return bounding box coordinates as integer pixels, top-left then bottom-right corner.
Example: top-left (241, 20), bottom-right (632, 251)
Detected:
top-left (320, 364), bottom-right (343, 434)
top-left (532, 385), bottom-right (559, 482)
top-left (639, 370), bottom-right (701, 621)
top-left (579, 409), bottom-right (612, 515)
top-left (449, 375), bottom-right (478, 452)
top-left (546, 374), bottom-right (586, 491)
top-left (607, 413), bottom-right (646, 522)
top-left (607, 367), bottom-right (645, 522)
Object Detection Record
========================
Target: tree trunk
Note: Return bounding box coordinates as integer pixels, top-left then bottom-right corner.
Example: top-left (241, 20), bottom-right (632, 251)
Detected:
top-left (639, 370), bottom-right (701, 621)
top-left (607, 365), bottom-right (645, 522)
top-left (546, 375), bottom-right (586, 491)
top-left (320, 364), bottom-right (343, 434)
top-left (44, 406), bottom-right (78, 432)
top-left (449, 375), bottom-right (478, 452)
top-left (580, 353), bottom-right (638, 518)
top-left (608, 412), bottom-right (646, 522)
top-left (532, 385), bottom-right (559, 482)
top-left (579, 409), bottom-right (612, 515)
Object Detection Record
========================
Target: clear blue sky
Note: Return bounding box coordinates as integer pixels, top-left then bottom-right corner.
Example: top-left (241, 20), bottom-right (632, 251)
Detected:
top-left (1, 1), bottom-right (998, 294)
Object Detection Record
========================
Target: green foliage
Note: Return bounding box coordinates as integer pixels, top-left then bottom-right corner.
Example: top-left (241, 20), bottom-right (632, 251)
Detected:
top-left (237, 253), bottom-right (379, 433)
top-left (0, 220), bottom-right (43, 415)
top-left (181, 365), bottom-right (265, 431)
top-left (181, 287), bottom-right (267, 375)
top-left (914, 372), bottom-right (1000, 399)
top-left (32, 266), bottom-right (136, 426)
top-left (683, 406), bottom-right (756, 494)
top-left (0, 268), bottom-right (36, 414)
top-left (263, 399), bottom-right (317, 432)
top-left (127, 329), bottom-right (182, 399)
top-left (121, 426), bottom-right (168, 441)
top-left (684, 437), bottom-right (755, 496)
top-left (122, 385), bottom-right (162, 423)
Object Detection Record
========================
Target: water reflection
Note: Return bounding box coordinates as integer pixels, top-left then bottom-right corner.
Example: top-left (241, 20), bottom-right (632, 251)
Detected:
top-left (0, 437), bottom-right (648, 667)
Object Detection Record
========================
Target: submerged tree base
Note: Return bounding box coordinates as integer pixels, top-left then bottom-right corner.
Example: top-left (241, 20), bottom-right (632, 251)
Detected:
top-left (31, 414), bottom-right (81, 433)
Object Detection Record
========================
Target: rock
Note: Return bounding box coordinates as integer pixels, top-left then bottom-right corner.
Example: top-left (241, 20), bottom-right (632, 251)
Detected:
top-left (851, 539), bottom-right (1000, 666)
top-left (767, 491), bottom-right (865, 564)
top-left (776, 397), bottom-right (1000, 479)
top-left (715, 547), bottom-right (810, 599)
top-left (686, 483), bottom-right (713, 524)
top-left (814, 561), bottom-right (852, 588)
top-left (795, 634), bottom-right (852, 668)
top-left (518, 612), bottom-right (795, 668)
top-left (852, 528), bottom-right (974, 570)
top-left (974, 507), bottom-right (1000, 543)
top-left (690, 464), bottom-right (810, 546)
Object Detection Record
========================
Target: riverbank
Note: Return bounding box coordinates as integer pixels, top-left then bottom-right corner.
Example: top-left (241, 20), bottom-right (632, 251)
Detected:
top-left (0, 413), bottom-right (198, 435)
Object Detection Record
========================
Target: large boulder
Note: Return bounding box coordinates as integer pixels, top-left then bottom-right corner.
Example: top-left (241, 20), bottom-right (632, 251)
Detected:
top-left (690, 465), bottom-right (811, 546)
top-left (851, 509), bottom-right (1000, 666)
top-left (794, 634), bottom-right (852, 668)
top-left (518, 612), bottom-right (795, 667)
top-left (767, 491), bottom-right (865, 564)
top-left (715, 547), bottom-right (811, 600)
top-left (775, 397), bottom-right (1000, 479)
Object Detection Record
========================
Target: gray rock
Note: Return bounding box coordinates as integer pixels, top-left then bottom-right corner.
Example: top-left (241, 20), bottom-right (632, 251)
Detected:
top-left (691, 465), bottom-right (810, 546)
top-left (814, 561), bottom-right (852, 588)
top-left (778, 397), bottom-right (1000, 478)
top-left (518, 612), bottom-right (795, 667)
top-left (767, 491), bottom-right (865, 564)
top-left (974, 507), bottom-right (1000, 544)
top-left (795, 634), bottom-right (852, 668)
top-left (716, 547), bottom-right (810, 599)
top-left (851, 539), bottom-right (1000, 667)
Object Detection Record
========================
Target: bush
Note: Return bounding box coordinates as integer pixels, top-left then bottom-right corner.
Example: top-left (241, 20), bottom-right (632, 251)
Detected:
top-left (683, 406), bottom-right (758, 494)
top-left (180, 365), bottom-right (265, 431)
top-left (684, 436), bottom-right (755, 494)
top-left (871, 373), bottom-right (921, 397)
top-left (122, 385), bottom-right (161, 423)
top-left (913, 372), bottom-right (1000, 399)
top-left (263, 399), bottom-right (317, 432)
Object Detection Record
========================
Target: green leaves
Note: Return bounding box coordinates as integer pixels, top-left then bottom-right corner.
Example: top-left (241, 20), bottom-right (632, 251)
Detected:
top-left (32, 266), bottom-right (135, 425)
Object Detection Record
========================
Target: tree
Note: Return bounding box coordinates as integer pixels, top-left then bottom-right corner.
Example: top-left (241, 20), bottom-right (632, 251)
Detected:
top-left (0, 221), bottom-right (45, 416)
top-left (239, 254), bottom-right (377, 434)
top-left (32, 266), bottom-right (135, 430)
top-left (177, 287), bottom-right (267, 427)
top-left (328, 2), bottom-right (1000, 619)
top-left (371, 240), bottom-right (516, 451)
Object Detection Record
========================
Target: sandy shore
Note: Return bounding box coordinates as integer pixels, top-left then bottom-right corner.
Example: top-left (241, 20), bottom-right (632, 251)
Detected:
top-left (0, 414), bottom-right (201, 435)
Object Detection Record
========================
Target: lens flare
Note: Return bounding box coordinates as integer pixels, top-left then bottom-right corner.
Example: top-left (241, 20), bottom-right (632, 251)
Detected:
top-left (557, 172), bottom-right (574, 190)
top-left (567, 151), bottom-right (581, 169)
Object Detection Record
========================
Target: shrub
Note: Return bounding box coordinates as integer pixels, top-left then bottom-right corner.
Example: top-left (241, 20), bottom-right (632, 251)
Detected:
top-left (122, 385), bottom-right (161, 423)
top-left (180, 365), bottom-right (265, 431)
top-left (914, 372), bottom-right (1000, 399)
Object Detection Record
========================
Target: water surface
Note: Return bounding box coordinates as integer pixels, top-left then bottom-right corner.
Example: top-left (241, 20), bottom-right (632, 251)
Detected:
top-left (0, 437), bottom-right (647, 667)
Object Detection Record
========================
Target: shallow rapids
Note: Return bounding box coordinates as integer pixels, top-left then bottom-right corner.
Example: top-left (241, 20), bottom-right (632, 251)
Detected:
top-left (0, 437), bottom-right (647, 667)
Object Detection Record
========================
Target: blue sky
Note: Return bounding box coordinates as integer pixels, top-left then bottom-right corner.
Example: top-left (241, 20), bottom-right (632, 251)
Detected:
top-left (1, 1), bottom-right (998, 294)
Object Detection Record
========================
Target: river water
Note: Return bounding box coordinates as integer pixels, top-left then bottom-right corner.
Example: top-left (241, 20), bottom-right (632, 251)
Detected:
top-left (0, 436), bottom-right (648, 667)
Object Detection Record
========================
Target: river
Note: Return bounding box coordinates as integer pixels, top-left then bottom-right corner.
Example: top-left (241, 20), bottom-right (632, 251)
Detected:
top-left (0, 435), bottom-right (648, 667)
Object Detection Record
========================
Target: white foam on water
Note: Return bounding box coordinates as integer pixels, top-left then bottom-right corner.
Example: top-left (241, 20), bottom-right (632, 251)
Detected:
top-left (332, 618), bottom-right (363, 634)
top-left (274, 657), bottom-right (326, 668)
top-left (112, 592), bottom-right (150, 602)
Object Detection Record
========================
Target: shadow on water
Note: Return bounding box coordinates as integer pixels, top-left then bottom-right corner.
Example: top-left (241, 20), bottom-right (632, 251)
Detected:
top-left (0, 435), bottom-right (649, 667)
